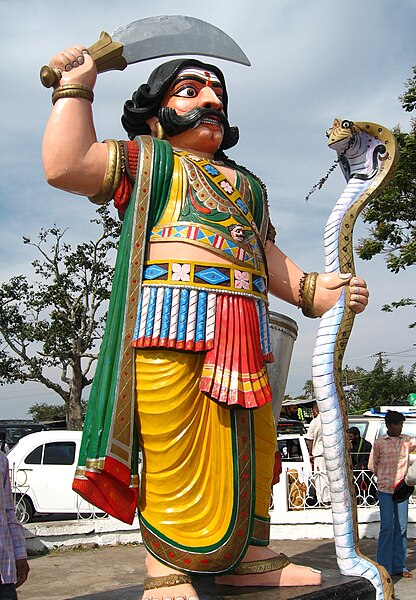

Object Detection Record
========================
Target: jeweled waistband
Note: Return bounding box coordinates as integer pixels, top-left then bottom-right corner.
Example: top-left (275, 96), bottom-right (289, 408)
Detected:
top-left (149, 223), bottom-right (262, 269)
top-left (142, 259), bottom-right (268, 301)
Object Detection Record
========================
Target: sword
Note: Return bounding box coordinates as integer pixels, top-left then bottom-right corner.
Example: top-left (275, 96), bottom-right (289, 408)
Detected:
top-left (40, 15), bottom-right (250, 88)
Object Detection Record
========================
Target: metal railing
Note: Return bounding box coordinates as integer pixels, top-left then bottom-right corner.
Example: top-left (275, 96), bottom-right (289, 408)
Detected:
top-left (283, 467), bottom-right (416, 511)
top-left (9, 465), bottom-right (109, 523)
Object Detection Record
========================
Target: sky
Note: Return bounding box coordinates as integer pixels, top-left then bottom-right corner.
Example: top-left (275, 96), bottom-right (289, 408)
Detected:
top-left (0, 0), bottom-right (415, 419)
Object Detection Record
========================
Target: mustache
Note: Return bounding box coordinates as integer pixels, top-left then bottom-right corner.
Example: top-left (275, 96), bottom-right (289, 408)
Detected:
top-left (159, 107), bottom-right (228, 135)
top-left (158, 107), bottom-right (239, 150)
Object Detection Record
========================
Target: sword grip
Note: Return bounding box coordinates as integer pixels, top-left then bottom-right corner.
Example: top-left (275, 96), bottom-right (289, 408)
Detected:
top-left (40, 31), bottom-right (127, 89)
top-left (39, 66), bottom-right (62, 89)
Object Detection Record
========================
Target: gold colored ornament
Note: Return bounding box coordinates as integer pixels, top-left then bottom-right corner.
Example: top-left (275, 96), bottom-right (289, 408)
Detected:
top-left (143, 573), bottom-right (193, 591)
top-left (52, 83), bottom-right (94, 105)
top-left (231, 554), bottom-right (291, 575)
top-left (155, 121), bottom-right (166, 140)
top-left (89, 139), bottom-right (123, 205)
top-left (300, 271), bottom-right (319, 318)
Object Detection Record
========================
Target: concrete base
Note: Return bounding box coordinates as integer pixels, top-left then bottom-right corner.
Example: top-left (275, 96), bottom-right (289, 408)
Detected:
top-left (24, 514), bottom-right (142, 553)
top-left (193, 578), bottom-right (375, 600)
top-left (23, 508), bottom-right (416, 553)
top-left (19, 541), bottom-right (398, 600)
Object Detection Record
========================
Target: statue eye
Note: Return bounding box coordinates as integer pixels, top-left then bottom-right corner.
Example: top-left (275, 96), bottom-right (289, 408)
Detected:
top-left (174, 86), bottom-right (197, 98)
top-left (342, 120), bottom-right (353, 129)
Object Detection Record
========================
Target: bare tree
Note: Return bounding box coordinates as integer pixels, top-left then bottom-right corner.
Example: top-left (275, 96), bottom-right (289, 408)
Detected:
top-left (0, 207), bottom-right (121, 429)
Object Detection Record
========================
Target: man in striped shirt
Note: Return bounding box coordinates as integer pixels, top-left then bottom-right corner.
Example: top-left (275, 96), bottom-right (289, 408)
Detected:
top-left (0, 454), bottom-right (29, 599)
top-left (369, 410), bottom-right (416, 578)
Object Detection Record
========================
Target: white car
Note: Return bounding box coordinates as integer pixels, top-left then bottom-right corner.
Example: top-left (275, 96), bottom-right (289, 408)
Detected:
top-left (271, 431), bottom-right (313, 512)
top-left (7, 430), bottom-right (103, 522)
top-left (348, 412), bottom-right (416, 465)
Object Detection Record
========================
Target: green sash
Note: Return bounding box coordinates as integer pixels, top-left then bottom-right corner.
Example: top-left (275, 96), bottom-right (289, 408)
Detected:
top-left (73, 136), bottom-right (173, 523)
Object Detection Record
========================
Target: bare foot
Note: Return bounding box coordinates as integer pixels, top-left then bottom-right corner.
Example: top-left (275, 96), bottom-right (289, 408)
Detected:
top-left (142, 552), bottom-right (199, 600)
top-left (393, 570), bottom-right (413, 578)
top-left (142, 581), bottom-right (198, 600)
top-left (216, 545), bottom-right (321, 588)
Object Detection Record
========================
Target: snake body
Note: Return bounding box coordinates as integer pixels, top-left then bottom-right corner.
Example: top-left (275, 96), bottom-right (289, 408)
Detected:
top-left (312, 119), bottom-right (399, 599)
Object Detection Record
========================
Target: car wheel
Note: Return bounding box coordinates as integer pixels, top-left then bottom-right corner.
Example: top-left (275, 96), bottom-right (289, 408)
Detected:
top-left (15, 496), bottom-right (34, 523)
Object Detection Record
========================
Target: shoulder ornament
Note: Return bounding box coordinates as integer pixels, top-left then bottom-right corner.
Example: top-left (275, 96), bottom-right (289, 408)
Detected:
top-left (89, 139), bottom-right (124, 205)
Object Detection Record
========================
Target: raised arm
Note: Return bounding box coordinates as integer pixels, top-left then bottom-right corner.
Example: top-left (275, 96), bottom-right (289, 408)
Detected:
top-left (264, 240), bottom-right (369, 317)
top-left (42, 46), bottom-right (108, 197)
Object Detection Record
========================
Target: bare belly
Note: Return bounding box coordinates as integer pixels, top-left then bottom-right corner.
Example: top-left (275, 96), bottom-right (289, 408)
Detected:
top-left (148, 240), bottom-right (234, 266)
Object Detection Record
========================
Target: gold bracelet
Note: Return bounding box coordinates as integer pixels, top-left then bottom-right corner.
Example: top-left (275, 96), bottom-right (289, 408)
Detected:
top-left (89, 139), bottom-right (123, 205)
top-left (300, 272), bottom-right (319, 318)
top-left (52, 83), bottom-right (94, 105)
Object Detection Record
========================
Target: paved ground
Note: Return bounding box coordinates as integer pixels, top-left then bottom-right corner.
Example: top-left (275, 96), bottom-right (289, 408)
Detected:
top-left (17, 539), bottom-right (416, 600)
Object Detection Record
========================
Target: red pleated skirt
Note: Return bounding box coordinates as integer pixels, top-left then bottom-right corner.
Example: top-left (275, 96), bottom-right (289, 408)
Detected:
top-left (199, 294), bottom-right (273, 408)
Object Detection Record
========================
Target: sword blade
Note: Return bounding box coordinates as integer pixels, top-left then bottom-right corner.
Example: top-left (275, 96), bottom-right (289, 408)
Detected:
top-left (112, 15), bottom-right (251, 67)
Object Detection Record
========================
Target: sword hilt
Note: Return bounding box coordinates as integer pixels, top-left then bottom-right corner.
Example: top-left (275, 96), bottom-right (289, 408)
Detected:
top-left (40, 31), bottom-right (127, 88)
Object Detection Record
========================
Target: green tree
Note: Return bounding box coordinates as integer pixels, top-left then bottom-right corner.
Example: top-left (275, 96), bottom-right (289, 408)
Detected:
top-left (354, 357), bottom-right (416, 411)
top-left (357, 67), bottom-right (416, 327)
top-left (302, 359), bottom-right (416, 414)
top-left (0, 207), bottom-right (121, 430)
top-left (28, 402), bottom-right (66, 422)
top-left (302, 379), bottom-right (315, 400)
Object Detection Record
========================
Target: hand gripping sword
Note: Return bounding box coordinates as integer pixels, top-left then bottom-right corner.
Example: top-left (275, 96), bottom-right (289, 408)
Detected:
top-left (40, 14), bottom-right (250, 88)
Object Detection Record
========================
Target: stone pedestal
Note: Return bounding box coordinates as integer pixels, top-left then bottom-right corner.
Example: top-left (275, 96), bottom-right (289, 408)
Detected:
top-left (193, 578), bottom-right (376, 600)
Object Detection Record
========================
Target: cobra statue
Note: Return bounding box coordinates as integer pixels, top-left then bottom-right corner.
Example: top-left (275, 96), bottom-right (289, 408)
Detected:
top-left (312, 118), bottom-right (399, 600)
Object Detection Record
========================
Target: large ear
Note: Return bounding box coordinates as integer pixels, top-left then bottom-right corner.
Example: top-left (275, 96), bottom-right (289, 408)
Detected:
top-left (146, 116), bottom-right (165, 139)
top-left (146, 116), bottom-right (159, 137)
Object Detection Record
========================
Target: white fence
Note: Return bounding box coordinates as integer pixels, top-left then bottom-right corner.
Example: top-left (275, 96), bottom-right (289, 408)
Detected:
top-left (10, 465), bottom-right (108, 524)
top-left (277, 467), bottom-right (416, 511)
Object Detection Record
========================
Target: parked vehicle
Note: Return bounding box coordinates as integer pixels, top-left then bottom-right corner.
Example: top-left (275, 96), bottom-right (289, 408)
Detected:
top-left (271, 431), bottom-right (314, 512)
top-left (348, 409), bottom-right (416, 479)
top-left (7, 430), bottom-right (103, 523)
top-left (277, 417), bottom-right (306, 436)
top-left (348, 413), bottom-right (416, 453)
top-left (0, 419), bottom-right (66, 449)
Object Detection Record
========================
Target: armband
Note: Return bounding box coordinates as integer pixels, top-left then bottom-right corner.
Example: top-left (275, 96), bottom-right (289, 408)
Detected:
top-left (89, 139), bottom-right (124, 205)
top-left (299, 272), bottom-right (319, 318)
top-left (52, 83), bottom-right (94, 105)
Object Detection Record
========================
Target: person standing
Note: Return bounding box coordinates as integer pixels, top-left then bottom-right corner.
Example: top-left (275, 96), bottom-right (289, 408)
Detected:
top-left (0, 433), bottom-right (10, 455)
top-left (306, 402), bottom-right (330, 505)
top-left (348, 426), bottom-right (376, 504)
top-left (348, 427), bottom-right (372, 470)
top-left (369, 410), bottom-right (416, 578)
top-left (0, 453), bottom-right (29, 599)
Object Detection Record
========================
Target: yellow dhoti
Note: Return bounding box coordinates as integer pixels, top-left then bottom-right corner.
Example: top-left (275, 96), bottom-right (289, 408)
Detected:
top-left (135, 348), bottom-right (276, 574)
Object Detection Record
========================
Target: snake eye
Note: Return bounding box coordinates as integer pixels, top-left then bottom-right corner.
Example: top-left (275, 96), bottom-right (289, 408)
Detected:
top-left (342, 120), bottom-right (353, 129)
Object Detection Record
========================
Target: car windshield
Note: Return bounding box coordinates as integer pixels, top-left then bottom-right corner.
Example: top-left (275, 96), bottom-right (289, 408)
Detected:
top-left (378, 420), bottom-right (416, 439)
top-left (278, 438), bottom-right (304, 462)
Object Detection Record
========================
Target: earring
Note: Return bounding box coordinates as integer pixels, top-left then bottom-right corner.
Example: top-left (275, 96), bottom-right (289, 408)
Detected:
top-left (155, 121), bottom-right (165, 140)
